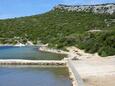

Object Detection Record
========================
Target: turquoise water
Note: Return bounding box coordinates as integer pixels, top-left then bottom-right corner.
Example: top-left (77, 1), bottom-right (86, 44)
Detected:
top-left (0, 46), bottom-right (66, 60)
top-left (0, 67), bottom-right (72, 86)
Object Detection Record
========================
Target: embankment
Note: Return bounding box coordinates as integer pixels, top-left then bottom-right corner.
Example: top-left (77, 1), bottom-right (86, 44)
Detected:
top-left (0, 59), bottom-right (66, 67)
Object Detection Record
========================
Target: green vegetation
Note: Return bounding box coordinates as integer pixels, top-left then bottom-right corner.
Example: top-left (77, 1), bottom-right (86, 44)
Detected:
top-left (0, 9), bottom-right (115, 56)
top-left (77, 31), bottom-right (115, 56)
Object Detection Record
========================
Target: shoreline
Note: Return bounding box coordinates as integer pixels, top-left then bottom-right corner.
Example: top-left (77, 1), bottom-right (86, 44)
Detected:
top-left (0, 45), bottom-right (77, 86)
top-left (1, 44), bottom-right (114, 58)
top-left (0, 41), bottom-right (35, 47)
top-left (38, 46), bottom-right (115, 86)
top-left (39, 46), bottom-right (115, 59)
top-left (39, 46), bottom-right (69, 55)
top-left (0, 44), bottom-right (115, 86)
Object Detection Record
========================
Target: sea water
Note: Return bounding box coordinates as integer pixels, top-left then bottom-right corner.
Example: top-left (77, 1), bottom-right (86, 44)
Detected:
top-left (0, 67), bottom-right (71, 86)
top-left (0, 46), bottom-right (66, 60)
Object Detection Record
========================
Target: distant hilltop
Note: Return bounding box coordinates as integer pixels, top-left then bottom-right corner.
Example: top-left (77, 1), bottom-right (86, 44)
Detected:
top-left (54, 3), bottom-right (115, 14)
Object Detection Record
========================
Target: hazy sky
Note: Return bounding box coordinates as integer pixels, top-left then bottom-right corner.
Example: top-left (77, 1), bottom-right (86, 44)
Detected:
top-left (0, 0), bottom-right (114, 19)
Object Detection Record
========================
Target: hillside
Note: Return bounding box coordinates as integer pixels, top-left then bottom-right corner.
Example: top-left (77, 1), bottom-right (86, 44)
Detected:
top-left (0, 3), bottom-right (115, 56)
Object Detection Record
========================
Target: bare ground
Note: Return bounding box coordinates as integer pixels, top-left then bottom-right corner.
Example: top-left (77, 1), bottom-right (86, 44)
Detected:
top-left (83, 75), bottom-right (115, 86)
top-left (68, 47), bottom-right (115, 86)
top-left (39, 46), bottom-right (115, 86)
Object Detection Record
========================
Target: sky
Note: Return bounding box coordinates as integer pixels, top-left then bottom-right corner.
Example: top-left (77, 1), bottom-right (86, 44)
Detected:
top-left (0, 0), bottom-right (115, 19)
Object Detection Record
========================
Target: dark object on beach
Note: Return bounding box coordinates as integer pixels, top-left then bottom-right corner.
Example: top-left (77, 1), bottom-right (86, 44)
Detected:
top-left (72, 56), bottom-right (80, 60)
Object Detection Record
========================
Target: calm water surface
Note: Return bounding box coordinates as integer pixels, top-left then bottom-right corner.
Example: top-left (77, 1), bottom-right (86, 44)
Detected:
top-left (0, 67), bottom-right (71, 86)
top-left (0, 46), bottom-right (66, 60)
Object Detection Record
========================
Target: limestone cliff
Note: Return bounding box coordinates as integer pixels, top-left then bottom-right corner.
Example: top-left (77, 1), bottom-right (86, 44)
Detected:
top-left (54, 3), bottom-right (115, 14)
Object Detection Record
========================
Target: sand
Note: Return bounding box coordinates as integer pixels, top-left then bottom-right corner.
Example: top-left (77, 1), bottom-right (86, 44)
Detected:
top-left (68, 47), bottom-right (115, 86)
top-left (39, 46), bottom-right (115, 86)
top-left (83, 75), bottom-right (115, 86)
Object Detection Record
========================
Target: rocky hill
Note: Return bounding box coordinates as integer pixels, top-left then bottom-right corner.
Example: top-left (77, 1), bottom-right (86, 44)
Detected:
top-left (54, 3), bottom-right (115, 14)
top-left (0, 3), bottom-right (115, 56)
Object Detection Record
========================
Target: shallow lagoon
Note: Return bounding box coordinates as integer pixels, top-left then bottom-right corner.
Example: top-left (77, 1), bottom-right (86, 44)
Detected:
top-left (0, 46), bottom-right (71, 86)
top-left (0, 46), bottom-right (66, 60)
top-left (0, 67), bottom-right (71, 86)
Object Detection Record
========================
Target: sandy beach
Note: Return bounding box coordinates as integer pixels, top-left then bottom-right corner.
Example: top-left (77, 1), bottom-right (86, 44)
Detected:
top-left (68, 47), bottom-right (115, 86)
top-left (39, 46), bottom-right (69, 55)
top-left (39, 46), bottom-right (115, 86)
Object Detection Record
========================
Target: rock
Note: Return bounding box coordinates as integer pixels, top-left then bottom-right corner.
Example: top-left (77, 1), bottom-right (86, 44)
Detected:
top-left (54, 3), bottom-right (115, 14)
top-left (72, 56), bottom-right (80, 60)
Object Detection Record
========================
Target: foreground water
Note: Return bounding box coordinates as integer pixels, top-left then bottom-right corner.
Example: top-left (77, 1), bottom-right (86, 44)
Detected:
top-left (0, 67), bottom-right (71, 86)
top-left (0, 46), bottom-right (66, 60)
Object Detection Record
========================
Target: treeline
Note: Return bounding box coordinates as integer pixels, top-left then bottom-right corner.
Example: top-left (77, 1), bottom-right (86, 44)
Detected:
top-left (77, 31), bottom-right (115, 56)
top-left (0, 9), bottom-right (115, 56)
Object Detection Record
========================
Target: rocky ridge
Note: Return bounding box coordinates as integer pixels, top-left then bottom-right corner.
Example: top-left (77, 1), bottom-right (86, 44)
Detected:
top-left (54, 3), bottom-right (115, 14)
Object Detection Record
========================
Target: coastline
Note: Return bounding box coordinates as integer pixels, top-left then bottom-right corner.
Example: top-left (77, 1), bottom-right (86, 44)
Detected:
top-left (0, 44), bottom-right (77, 86)
top-left (39, 46), bottom-right (69, 55)
top-left (0, 41), bottom-right (34, 47)
top-left (0, 44), bottom-right (115, 86)
top-left (38, 45), bottom-right (115, 86)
